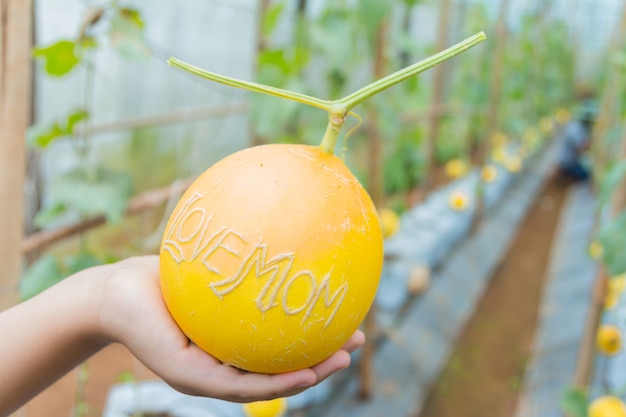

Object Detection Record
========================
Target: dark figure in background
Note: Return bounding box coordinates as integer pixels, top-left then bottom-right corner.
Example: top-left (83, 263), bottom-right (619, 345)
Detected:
top-left (557, 100), bottom-right (596, 182)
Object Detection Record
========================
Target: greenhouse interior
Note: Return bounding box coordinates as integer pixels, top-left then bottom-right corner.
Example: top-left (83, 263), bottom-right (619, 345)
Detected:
top-left (1, 0), bottom-right (626, 416)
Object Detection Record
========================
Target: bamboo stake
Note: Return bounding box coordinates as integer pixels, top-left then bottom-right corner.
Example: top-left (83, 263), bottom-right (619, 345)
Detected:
top-left (256, 0), bottom-right (271, 53)
top-left (464, 49), bottom-right (488, 152)
top-left (251, 0), bottom-right (272, 146)
top-left (297, 0), bottom-right (307, 15)
top-left (398, 1), bottom-right (414, 68)
top-left (0, 1), bottom-right (4, 85)
top-left (613, 134), bottom-right (626, 215)
top-left (367, 21), bottom-right (387, 210)
top-left (573, 265), bottom-right (609, 388)
top-left (421, 0), bottom-right (451, 196)
top-left (471, 0), bottom-right (510, 233)
top-left (358, 17), bottom-right (388, 401)
top-left (530, 0), bottom-right (551, 121)
top-left (482, 0), bottom-right (509, 160)
top-left (24, 2), bottom-right (40, 236)
top-left (0, 0), bottom-right (32, 310)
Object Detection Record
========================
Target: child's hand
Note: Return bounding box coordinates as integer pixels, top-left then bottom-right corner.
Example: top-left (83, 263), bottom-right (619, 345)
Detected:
top-left (0, 255), bottom-right (364, 415)
top-left (95, 256), bottom-right (364, 402)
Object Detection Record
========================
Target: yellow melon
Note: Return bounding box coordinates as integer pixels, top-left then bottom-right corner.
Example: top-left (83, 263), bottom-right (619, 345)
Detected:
top-left (596, 324), bottom-right (622, 356)
top-left (159, 143), bottom-right (383, 374)
top-left (243, 398), bottom-right (287, 417)
top-left (589, 396), bottom-right (626, 417)
top-left (379, 208), bottom-right (400, 238)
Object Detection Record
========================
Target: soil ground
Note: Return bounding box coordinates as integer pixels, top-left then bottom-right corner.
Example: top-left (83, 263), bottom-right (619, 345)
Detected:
top-left (418, 176), bottom-right (570, 417)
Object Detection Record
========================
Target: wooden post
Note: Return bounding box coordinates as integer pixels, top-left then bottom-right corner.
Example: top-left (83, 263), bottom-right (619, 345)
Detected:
top-left (421, 0), bottom-right (451, 196)
top-left (0, 0), bottom-right (32, 310)
top-left (471, 0), bottom-right (509, 233)
top-left (366, 21), bottom-right (387, 210)
top-left (398, 1), bottom-right (414, 68)
top-left (573, 266), bottom-right (609, 388)
top-left (483, 0), bottom-right (510, 156)
top-left (613, 134), bottom-right (626, 215)
top-left (358, 18), bottom-right (388, 401)
top-left (251, 0), bottom-right (272, 146)
top-left (529, 0), bottom-right (551, 120)
top-left (297, 0), bottom-right (307, 14)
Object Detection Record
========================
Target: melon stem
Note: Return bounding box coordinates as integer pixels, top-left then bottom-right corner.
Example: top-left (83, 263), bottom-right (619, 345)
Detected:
top-left (319, 31), bottom-right (486, 154)
top-left (337, 31), bottom-right (486, 111)
top-left (167, 32), bottom-right (487, 156)
top-left (320, 105), bottom-right (348, 154)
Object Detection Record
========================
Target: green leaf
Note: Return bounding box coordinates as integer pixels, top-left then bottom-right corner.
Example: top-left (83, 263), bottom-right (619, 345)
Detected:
top-left (119, 8), bottom-right (145, 29)
top-left (109, 8), bottom-right (150, 60)
top-left (310, 12), bottom-right (358, 70)
top-left (50, 168), bottom-right (134, 223)
top-left (599, 160), bottom-right (626, 208)
top-left (27, 122), bottom-right (66, 148)
top-left (257, 49), bottom-right (291, 80)
top-left (75, 402), bottom-right (90, 416)
top-left (116, 371), bottom-right (137, 384)
top-left (66, 109), bottom-right (89, 132)
top-left (20, 255), bottom-right (64, 300)
top-left (34, 202), bottom-right (67, 228)
top-left (292, 45), bottom-right (311, 71)
top-left (611, 50), bottom-right (626, 68)
top-left (78, 35), bottom-right (98, 50)
top-left (33, 40), bottom-right (81, 77)
top-left (357, 0), bottom-right (392, 29)
top-left (20, 251), bottom-right (105, 301)
top-left (262, 3), bottom-right (285, 37)
top-left (251, 91), bottom-right (301, 138)
top-left (598, 209), bottom-right (626, 276)
top-left (560, 387), bottom-right (588, 417)
top-left (383, 129), bottom-right (424, 194)
top-left (26, 109), bottom-right (89, 149)
top-left (77, 362), bottom-right (90, 381)
top-left (356, 0), bottom-right (393, 34)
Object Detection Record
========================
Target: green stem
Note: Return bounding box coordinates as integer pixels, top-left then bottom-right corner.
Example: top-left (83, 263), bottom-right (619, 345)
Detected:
top-left (337, 31), bottom-right (486, 111)
top-left (168, 57), bottom-right (332, 112)
top-left (167, 31), bottom-right (487, 155)
top-left (319, 106), bottom-right (348, 154)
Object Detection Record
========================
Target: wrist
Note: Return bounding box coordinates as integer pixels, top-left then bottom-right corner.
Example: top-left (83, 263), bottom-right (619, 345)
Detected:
top-left (91, 256), bottom-right (162, 349)
top-left (54, 266), bottom-right (113, 351)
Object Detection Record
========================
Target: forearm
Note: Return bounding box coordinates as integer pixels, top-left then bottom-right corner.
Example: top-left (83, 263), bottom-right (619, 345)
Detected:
top-left (0, 270), bottom-right (108, 416)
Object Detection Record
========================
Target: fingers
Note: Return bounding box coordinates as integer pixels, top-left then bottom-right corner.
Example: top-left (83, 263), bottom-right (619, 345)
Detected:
top-left (160, 330), bottom-right (364, 402)
top-left (226, 365), bottom-right (319, 402)
top-left (342, 329), bottom-right (365, 353)
top-left (164, 344), bottom-right (318, 402)
top-left (309, 350), bottom-right (351, 385)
